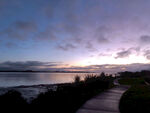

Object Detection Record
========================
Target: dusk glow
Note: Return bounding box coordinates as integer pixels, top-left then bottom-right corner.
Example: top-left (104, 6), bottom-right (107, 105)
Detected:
top-left (1, 1), bottom-right (150, 112)
top-left (0, 0), bottom-right (150, 72)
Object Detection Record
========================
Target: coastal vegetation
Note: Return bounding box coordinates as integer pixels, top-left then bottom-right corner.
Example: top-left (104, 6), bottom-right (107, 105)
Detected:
top-left (119, 70), bottom-right (150, 113)
top-left (120, 85), bottom-right (150, 113)
top-left (118, 77), bottom-right (145, 85)
top-left (0, 73), bottom-right (114, 113)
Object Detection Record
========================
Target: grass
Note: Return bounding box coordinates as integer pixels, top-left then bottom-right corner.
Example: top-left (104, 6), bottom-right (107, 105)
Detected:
top-left (119, 85), bottom-right (150, 113)
top-left (118, 78), bottom-right (145, 85)
top-left (119, 70), bottom-right (150, 113)
top-left (0, 73), bottom-right (114, 113)
top-left (144, 77), bottom-right (150, 84)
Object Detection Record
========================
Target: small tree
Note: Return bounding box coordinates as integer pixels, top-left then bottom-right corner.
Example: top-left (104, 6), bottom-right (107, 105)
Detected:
top-left (74, 75), bottom-right (81, 83)
top-left (100, 72), bottom-right (105, 78)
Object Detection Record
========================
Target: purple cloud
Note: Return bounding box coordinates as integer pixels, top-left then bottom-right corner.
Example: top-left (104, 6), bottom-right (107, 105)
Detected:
top-left (57, 43), bottom-right (76, 51)
top-left (140, 35), bottom-right (150, 44)
top-left (115, 47), bottom-right (140, 58)
top-left (0, 21), bottom-right (38, 40)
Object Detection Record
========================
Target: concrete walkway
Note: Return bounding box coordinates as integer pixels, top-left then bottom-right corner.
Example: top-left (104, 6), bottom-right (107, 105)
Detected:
top-left (77, 80), bottom-right (129, 113)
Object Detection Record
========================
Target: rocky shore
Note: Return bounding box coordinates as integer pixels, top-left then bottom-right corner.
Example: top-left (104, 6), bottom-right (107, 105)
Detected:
top-left (0, 84), bottom-right (58, 102)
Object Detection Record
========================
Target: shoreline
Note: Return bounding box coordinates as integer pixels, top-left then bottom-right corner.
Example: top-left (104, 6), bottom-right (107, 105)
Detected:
top-left (0, 81), bottom-right (84, 102)
top-left (0, 71), bottom-right (95, 73)
top-left (0, 83), bottom-right (62, 102)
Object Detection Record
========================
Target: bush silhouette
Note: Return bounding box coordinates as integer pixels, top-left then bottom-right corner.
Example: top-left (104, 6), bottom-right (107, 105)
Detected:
top-left (74, 75), bottom-right (81, 83)
top-left (0, 90), bottom-right (28, 112)
top-left (31, 75), bottom-right (114, 113)
top-left (0, 74), bottom-right (114, 113)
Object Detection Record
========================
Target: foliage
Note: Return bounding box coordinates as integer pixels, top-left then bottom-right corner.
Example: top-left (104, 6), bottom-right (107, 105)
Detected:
top-left (0, 74), bottom-right (114, 113)
top-left (74, 75), bottom-right (81, 83)
top-left (119, 70), bottom-right (150, 113)
top-left (119, 85), bottom-right (150, 113)
top-left (118, 78), bottom-right (145, 85)
top-left (0, 90), bottom-right (28, 112)
top-left (31, 75), bottom-right (114, 113)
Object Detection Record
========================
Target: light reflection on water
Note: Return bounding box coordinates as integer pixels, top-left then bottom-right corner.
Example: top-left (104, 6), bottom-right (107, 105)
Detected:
top-left (0, 72), bottom-right (99, 87)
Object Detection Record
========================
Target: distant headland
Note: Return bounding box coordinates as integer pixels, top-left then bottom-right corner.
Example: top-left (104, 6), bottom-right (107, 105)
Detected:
top-left (0, 70), bottom-right (95, 73)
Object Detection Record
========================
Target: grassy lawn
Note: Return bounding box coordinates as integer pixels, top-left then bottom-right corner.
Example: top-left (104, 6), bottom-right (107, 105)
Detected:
top-left (119, 85), bottom-right (150, 113)
top-left (119, 73), bottom-right (150, 113)
top-left (118, 78), bottom-right (145, 85)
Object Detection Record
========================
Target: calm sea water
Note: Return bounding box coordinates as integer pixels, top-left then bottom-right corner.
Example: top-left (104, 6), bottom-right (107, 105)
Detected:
top-left (0, 72), bottom-right (99, 87)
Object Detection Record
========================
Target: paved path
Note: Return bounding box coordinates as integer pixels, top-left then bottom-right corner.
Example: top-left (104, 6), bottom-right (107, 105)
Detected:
top-left (77, 80), bottom-right (129, 113)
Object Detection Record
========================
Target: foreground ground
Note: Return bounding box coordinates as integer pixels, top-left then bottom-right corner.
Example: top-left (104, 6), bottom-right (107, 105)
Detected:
top-left (77, 85), bottom-right (129, 113)
top-left (119, 71), bottom-right (150, 113)
top-left (0, 74), bottom-right (114, 113)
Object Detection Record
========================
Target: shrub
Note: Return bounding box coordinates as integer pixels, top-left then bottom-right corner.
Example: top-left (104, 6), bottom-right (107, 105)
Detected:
top-left (0, 74), bottom-right (114, 113)
top-left (31, 75), bottom-right (113, 113)
top-left (84, 75), bottom-right (98, 82)
top-left (74, 75), bottom-right (81, 83)
top-left (0, 90), bottom-right (28, 112)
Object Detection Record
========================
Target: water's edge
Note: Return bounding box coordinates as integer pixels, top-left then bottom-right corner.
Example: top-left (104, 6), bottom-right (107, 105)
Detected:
top-left (0, 83), bottom-right (59, 102)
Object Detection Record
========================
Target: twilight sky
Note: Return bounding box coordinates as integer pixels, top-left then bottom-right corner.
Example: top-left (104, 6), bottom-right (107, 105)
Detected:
top-left (0, 0), bottom-right (150, 73)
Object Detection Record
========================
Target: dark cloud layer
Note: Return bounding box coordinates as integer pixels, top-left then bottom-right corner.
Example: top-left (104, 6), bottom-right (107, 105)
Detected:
top-left (115, 47), bottom-right (140, 58)
top-left (0, 21), bottom-right (37, 40)
top-left (64, 63), bottom-right (150, 73)
top-left (57, 43), bottom-right (76, 51)
top-left (85, 42), bottom-right (97, 52)
top-left (144, 50), bottom-right (150, 60)
top-left (0, 61), bottom-right (62, 71)
top-left (140, 35), bottom-right (150, 44)
top-left (0, 61), bottom-right (150, 73)
top-left (115, 49), bottom-right (132, 58)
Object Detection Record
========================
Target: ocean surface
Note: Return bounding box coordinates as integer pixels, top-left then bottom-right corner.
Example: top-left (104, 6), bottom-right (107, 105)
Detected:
top-left (0, 72), bottom-right (98, 87)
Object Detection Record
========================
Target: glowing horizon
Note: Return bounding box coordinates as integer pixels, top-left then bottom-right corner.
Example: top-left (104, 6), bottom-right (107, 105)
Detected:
top-left (0, 0), bottom-right (150, 72)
